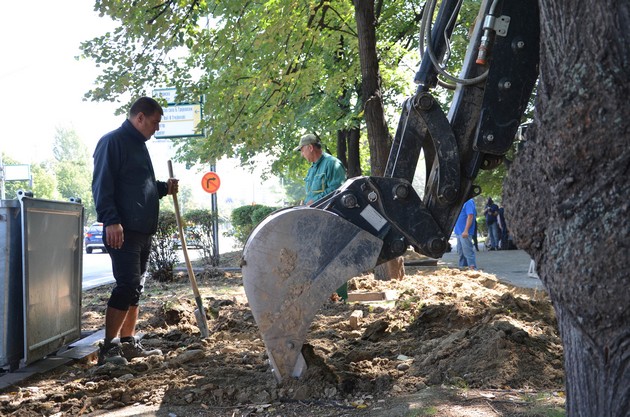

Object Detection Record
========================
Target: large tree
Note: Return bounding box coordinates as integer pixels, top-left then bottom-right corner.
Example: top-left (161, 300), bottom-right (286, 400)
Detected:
top-left (80, 0), bottom-right (418, 178)
top-left (505, 1), bottom-right (630, 415)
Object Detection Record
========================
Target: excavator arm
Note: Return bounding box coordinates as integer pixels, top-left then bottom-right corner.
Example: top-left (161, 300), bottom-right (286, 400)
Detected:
top-left (242, 0), bottom-right (540, 383)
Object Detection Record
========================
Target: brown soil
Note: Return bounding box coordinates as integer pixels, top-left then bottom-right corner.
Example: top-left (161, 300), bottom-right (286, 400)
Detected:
top-left (0, 252), bottom-right (565, 416)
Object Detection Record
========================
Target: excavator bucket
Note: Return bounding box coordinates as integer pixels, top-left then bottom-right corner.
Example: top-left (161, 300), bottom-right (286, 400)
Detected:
top-left (242, 207), bottom-right (383, 383)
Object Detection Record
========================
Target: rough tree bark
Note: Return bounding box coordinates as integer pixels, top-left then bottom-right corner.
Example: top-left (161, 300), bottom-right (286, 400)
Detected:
top-left (504, 1), bottom-right (630, 415)
top-left (336, 127), bottom-right (362, 178)
top-left (353, 0), bottom-right (392, 177)
top-left (353, 0), bottom-right (404, 280)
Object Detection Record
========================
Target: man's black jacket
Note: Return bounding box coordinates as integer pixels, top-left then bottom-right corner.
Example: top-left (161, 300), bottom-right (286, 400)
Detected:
top-left (92, 120), bottom-right (168, 235)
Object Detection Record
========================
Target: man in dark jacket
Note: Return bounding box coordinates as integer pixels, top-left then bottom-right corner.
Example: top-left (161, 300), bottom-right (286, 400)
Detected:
top-left (483, 197), bottom-right (500, 250)
top-left (92, 97), bottom-right (178, 365)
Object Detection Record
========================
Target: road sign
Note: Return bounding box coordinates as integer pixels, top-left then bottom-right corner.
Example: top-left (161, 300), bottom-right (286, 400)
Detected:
top-left (3, 164), bottom-right (31, 181)
top-left (153, 87), bottom-right (178, 104)
top-left (154, 103), bottom-right (203, 139)
top-left (201, 172), bottom-right (221, 194)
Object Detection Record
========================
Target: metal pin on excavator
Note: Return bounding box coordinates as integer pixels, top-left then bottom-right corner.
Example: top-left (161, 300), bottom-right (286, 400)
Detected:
top-left (242, 0), bottom-right (540, 383)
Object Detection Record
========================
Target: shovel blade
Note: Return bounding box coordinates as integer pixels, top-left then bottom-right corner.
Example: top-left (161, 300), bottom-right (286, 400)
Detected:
top-left (194, 303), bottom-right (210, 339)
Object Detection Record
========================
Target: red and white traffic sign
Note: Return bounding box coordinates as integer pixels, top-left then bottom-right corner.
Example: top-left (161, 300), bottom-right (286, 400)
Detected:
top-left (201, 172), bottom-right (221, 194)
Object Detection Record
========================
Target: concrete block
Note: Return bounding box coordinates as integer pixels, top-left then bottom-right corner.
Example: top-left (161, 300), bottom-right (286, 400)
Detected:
top-left (349, 310), bottom-right (364, 329)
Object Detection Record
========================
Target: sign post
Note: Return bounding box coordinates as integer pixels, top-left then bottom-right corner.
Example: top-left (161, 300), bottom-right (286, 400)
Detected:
top-left (201, 169), bottom-right (221, 258)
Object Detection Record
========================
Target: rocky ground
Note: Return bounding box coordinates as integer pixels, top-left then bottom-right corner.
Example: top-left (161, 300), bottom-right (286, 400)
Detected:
top-left (0, 251), bottom-right (565, 416)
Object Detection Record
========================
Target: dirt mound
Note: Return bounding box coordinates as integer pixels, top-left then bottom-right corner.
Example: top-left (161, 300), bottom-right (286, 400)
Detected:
top-left (0, 259), bottom-right (564, 416)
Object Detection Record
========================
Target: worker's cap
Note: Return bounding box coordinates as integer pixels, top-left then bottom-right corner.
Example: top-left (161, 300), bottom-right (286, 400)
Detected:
top-left (294, 134), bottom-right (320, 151)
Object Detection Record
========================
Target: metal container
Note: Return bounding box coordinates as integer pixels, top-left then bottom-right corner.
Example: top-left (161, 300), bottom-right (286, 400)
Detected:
top-left (0, 193), bottom-right (83, 369)
top-left (19, 194), bottom-right (84, 365)
top-left (0, 200), bottom-right (23, 370)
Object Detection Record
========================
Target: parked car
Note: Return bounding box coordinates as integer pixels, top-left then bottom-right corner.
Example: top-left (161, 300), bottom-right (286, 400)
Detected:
top-left (84, 222), bottom-right (106, 254)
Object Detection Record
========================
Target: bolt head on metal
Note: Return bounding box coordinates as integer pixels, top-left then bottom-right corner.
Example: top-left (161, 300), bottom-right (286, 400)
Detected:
top-left (286, 341), bottom-right (295, 349)
top-left (367, 191), bottom-right (378, 202)
top-left (517, 40), bottom-right (525, 49)
top-left (429, 238), bottom-right (445, 254)
top-left (485, 134), bottom-right (495, 142)
top-left (415, 93), bottom-right (433, 111)
top-left (341, 193), bottom-right (358, 208)
top-left (391, 238), bottom-right (406, 255)
top-left (393, 184), bottom-right (409, 199)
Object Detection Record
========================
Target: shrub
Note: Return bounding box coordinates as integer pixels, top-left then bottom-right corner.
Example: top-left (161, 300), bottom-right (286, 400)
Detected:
top-left (230, 204), bottom-right (278, 246)
top-left (149, 210), bottom-right (179, 282)
top-left (183, 208), bottom-right (220, 266)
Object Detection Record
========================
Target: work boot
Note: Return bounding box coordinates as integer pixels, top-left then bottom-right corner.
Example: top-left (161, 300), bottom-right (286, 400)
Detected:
top-left (120, 337), bottom-right (162, 361)
top-left (98, 343), bottom-right (128, 366)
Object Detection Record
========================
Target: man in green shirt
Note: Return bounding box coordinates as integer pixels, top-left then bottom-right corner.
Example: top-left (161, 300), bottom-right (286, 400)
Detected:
top-left (295, 133), bottom-right (348, 299)
top-left (295, 133), bottom-right (347, 205)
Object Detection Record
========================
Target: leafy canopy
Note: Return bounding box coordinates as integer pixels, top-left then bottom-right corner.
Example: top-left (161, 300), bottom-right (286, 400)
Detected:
top-left (80, 0), bottom-right (418, 178)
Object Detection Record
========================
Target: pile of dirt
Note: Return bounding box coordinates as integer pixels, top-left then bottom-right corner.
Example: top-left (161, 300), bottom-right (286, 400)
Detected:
top-left (0, 254), bottom-right (565, 416)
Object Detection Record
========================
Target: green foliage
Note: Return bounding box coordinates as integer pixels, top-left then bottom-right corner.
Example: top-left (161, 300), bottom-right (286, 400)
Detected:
top-left (150, 210), bottom-right (179, 282)
top-left (183, 208), bottom-right (219, 266)
top-left (52, 127), bottom-right (96, 224)
top-left (78, 0), bottom-right (533, 199)
top-left (79, 0), bottom-right (418, 179)
top-left (30, 163), bottom-right (59, 200)
top-left (230, 204), bottom-right (278, 247)
top-left (280, 171), bottom-right (306, 205)
top-left (476, 215), bottom-right (487, 236)
top-left (2, 127), bottom-right (97, 222)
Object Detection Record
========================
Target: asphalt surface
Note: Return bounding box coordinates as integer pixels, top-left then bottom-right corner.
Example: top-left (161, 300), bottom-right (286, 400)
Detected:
top-left (439, 247), bottom-right (545, 291)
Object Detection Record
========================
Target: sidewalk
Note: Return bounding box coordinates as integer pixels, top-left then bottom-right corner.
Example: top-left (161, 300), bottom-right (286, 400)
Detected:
top-left (439, 247), bottom-right (544, 291)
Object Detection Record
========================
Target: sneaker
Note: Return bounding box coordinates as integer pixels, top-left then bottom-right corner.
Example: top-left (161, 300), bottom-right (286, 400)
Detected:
top-left (98, 343), bottom-right (129, 366)
top-left (120, 338), bottom-right (162, 361)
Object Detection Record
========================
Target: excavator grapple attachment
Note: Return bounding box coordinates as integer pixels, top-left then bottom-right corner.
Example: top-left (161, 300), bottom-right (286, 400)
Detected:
top-left (242, 207), bottom-right (383, 383)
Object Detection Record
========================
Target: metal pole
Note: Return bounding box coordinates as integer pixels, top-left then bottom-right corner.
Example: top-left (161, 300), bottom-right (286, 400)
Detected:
top-left (210, 163), bottom-right (219, 258)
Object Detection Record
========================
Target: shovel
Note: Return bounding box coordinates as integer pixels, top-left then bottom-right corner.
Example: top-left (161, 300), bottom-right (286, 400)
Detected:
top-left (168, 160), bottom-right (210, 338)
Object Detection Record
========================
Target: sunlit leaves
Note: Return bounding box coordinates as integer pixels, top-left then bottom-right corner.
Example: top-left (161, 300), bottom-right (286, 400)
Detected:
top-left (80, 0), bottom-right (468, 180)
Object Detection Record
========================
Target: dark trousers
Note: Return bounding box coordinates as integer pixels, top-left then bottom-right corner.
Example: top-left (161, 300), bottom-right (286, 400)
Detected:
top-left (104, 228), bottom-right (152, 310)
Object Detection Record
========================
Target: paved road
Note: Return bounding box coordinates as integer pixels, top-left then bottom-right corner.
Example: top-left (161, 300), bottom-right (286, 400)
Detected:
top-left (81, 248), bottom-right (205, 291)
top-left (439, 247), bottom-right (544, 290)
top-left (82, 251), bottom-right (113, 290)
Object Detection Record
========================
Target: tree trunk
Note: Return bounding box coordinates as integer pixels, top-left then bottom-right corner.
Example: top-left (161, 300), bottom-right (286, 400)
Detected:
top-left (336, 129), bottom-right (348, 169)
top-left (504, 1), bottom-right (630, 415)
top-left (354, 0), bottom-right (404, 280)
top-left (353, 0), bottom-right (392, 177)
top-left (337, 128), bottom-right (363, 178)
top-left (346, 127), bottom-right (362, 178)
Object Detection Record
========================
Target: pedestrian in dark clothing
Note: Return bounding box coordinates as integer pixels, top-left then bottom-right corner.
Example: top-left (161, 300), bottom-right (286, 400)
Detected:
top-left (483, 197), bottom-right (500, 250)
top-left (472, 217), bottom-right (480, 251)
top-left (92, 97), bottom-right (179, 365)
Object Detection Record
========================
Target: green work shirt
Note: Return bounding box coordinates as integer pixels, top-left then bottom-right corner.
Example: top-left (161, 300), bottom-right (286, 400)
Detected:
top-left (304, 153), bottom-right (346, 204)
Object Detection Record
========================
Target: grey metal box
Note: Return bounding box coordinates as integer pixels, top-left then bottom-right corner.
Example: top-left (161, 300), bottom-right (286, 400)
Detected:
top-left (0, 195), bottom-right (84, 369)
top-left (0, 200), bottom-right (23, 370)
top-left (20, 195), bottom-right (84, 365)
